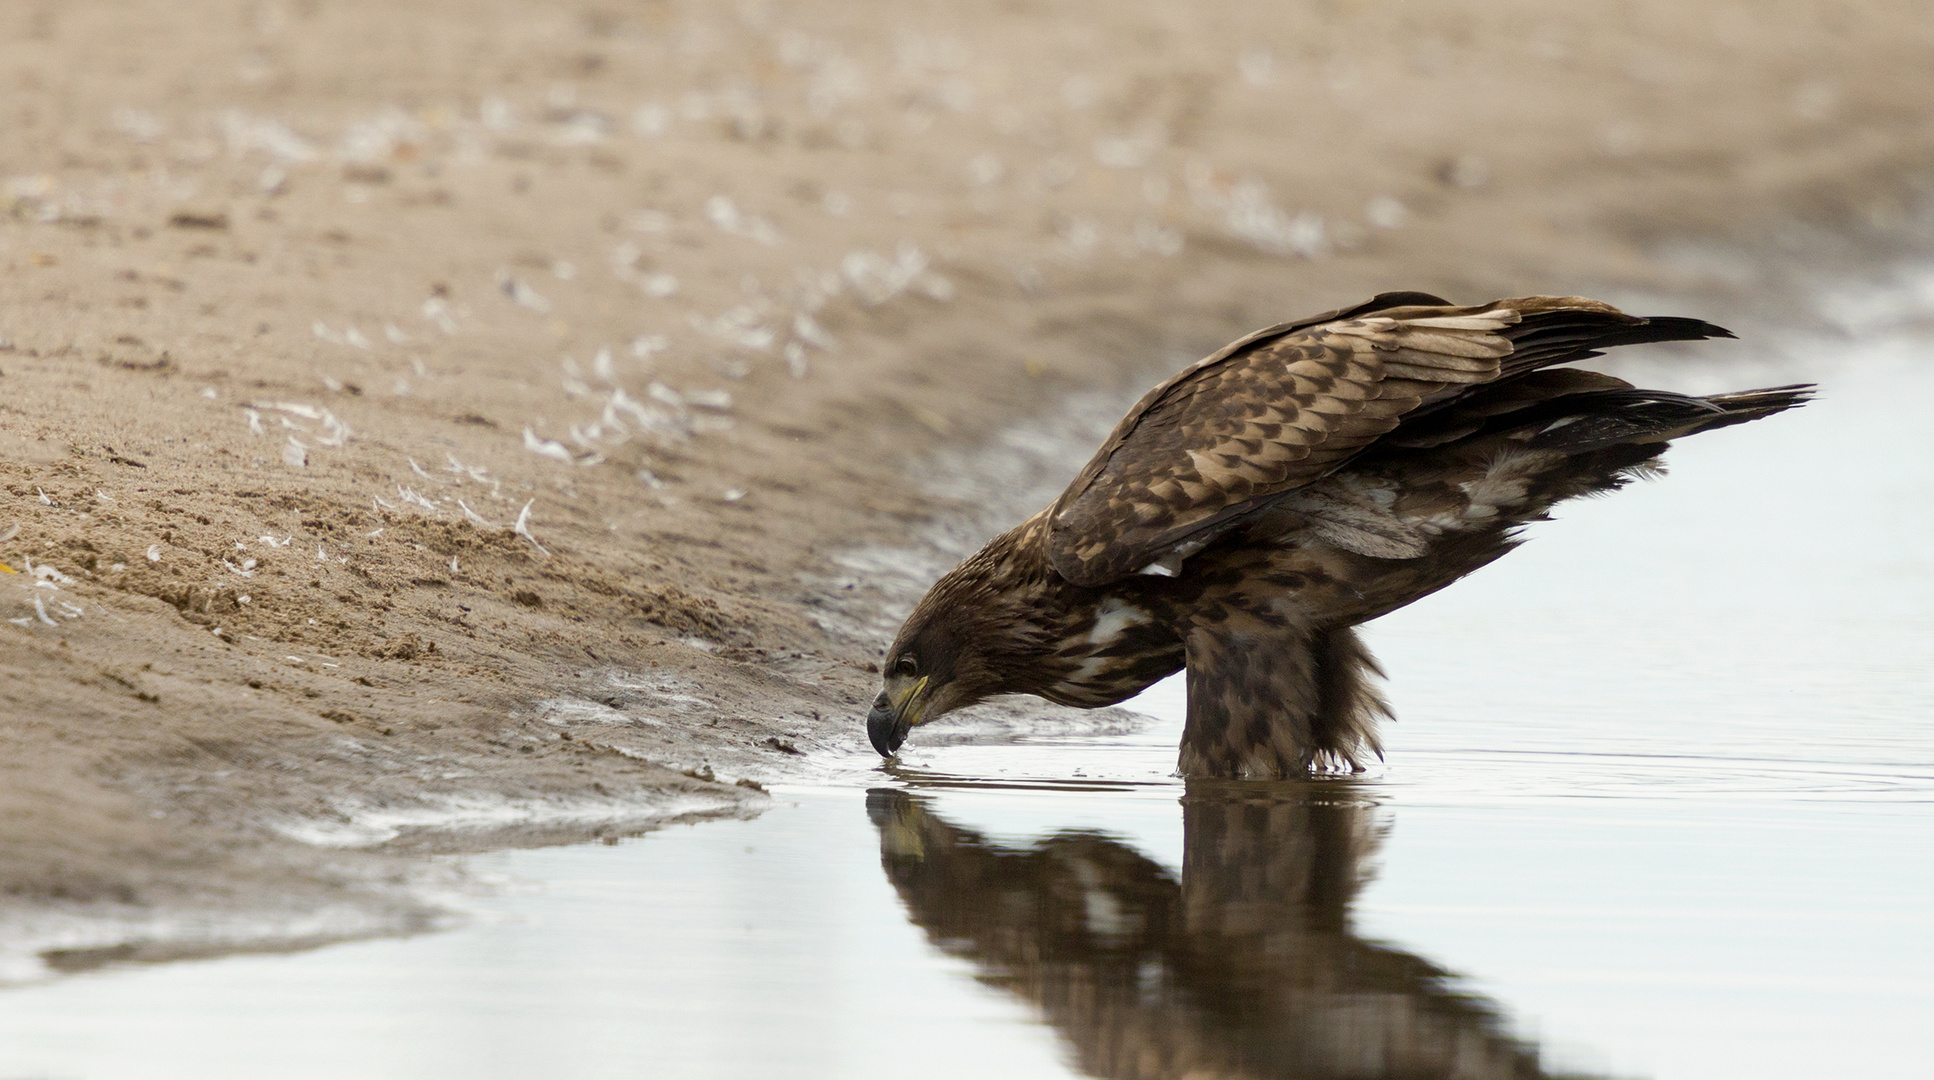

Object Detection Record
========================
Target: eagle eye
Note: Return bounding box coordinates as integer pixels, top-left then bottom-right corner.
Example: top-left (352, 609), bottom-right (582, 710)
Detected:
top-left (894, 655), bottom-right (918, 677)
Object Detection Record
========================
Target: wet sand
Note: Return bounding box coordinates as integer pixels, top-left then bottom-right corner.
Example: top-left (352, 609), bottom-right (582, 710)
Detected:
top-left (2, 0), bottom-right (1933, 960)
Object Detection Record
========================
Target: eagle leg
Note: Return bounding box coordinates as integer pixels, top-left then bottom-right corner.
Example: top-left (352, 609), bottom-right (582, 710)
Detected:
top-left (1179, 615), bottom-right (1388, 779)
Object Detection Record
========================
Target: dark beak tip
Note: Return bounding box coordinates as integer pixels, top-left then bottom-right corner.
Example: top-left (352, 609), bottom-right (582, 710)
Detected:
top-left (866, 704), bottom-right (909, 758)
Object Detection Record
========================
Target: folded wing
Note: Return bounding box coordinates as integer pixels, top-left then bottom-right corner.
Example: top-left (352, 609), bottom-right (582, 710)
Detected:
top-left (1044, 295), bottom-right (1728, 587)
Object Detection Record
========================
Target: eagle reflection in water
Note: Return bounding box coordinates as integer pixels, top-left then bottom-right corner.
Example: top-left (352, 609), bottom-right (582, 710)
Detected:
top-left (866, 786), bottom-right (1586, 1080)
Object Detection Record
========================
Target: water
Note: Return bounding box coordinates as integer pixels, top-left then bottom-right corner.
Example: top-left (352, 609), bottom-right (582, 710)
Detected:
top-left (2, 337), bottom-right (1931, 1079)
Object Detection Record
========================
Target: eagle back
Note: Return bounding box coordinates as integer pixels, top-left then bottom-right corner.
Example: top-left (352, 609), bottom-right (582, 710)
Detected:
top-left (1043, 295), bottom-right (1534, 587)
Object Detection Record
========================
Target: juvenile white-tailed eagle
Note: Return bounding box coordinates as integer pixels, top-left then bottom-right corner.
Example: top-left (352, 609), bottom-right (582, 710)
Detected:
top-left (868, 293), bottom-right (1809, 777)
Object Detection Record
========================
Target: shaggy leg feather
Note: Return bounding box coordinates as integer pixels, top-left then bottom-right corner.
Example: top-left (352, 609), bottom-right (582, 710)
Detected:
top-left (1178, 617), bottom-right (1387, 778)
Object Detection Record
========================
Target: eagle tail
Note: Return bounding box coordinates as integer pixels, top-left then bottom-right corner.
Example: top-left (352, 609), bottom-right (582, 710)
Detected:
top-left (1178, 620), bottom-right (1387, 778)
top-left (1522, 383), bottom-right (1814, 456)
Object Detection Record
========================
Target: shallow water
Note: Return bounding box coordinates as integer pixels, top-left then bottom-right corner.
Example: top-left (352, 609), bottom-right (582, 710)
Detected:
top-left (3, 336), bottom-right (1931, 1079)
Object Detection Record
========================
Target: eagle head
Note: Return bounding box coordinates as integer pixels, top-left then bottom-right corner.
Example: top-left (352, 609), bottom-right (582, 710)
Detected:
top-left (867, 597), bottom-right (1008, 757)
top-left (867, 523), bottom-right (1056, 757)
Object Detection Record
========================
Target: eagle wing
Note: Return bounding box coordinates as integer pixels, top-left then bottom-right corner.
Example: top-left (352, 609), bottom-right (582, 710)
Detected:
top-left (1046, 294), bottom-right (1576, 586)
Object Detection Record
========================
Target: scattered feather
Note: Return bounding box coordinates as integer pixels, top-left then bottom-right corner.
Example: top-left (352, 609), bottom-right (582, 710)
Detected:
top-left (220, 112), bottom-right (317, 162)
top-left (421, 297), bottom-right (460, 335)
top-left (704, 195), bottom-right (782, 245)
top-left (791, 311), bottom-right (838, 351)
top-left (513, 500), bottom-right (550, 556)
top-left (604, 387), bottom-right (687, 441)
top-left (396, 486), bottom-right (441, 513)
top-left (841, 246), bottom-right (928, 305)
top-left (498, 272), bottom-right (552, 313)
top-left (262, 401), bottom-right (324, 420)
top-left (458, 503), bottom-right (502, 530)
top-left (689, 306), bottom-right (776, 351)
top-left (523, 428), bottom-right (576, 462)
top-left (446, 456), bottom-right (502, 497)
top-left (30, 561), bottom-right (73, 585)
top-left (1226, 180), bottom-right (1325, 257)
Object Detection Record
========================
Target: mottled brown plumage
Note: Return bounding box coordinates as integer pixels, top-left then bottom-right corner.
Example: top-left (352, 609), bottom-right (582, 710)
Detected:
top-left (867, 293), bottom-right (1810, 777)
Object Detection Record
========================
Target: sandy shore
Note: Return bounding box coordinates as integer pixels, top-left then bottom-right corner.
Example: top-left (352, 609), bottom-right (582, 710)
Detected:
top-left (2, 0), bottom-right (1931, 966)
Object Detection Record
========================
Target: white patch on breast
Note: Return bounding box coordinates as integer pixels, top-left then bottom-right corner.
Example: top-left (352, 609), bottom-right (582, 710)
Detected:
top-left (1087, 597), bottom-right (1150, 648)
top-left (1058, 597), bottom-right (1152, 688)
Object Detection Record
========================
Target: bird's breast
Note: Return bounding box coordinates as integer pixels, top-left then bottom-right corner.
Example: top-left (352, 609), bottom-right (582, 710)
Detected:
top-left (1041, 595), bottom-right (1185, 707)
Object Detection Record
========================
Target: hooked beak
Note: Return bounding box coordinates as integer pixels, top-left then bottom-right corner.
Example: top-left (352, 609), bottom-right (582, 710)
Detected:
top-left (867, 676), bottom-right (928, 757)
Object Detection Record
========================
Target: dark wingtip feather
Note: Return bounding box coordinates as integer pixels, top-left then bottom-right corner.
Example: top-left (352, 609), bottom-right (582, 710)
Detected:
top-left (1364, 290), bottom-right (1455, 310)
top-left (1497, 310), bottom-right (1737, 378)
top-left (1630, 315), bottom-right (1735, 343)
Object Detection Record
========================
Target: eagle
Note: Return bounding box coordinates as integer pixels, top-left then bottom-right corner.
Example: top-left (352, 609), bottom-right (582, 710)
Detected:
top-left (867, 293), bottom-right (1810, 777)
